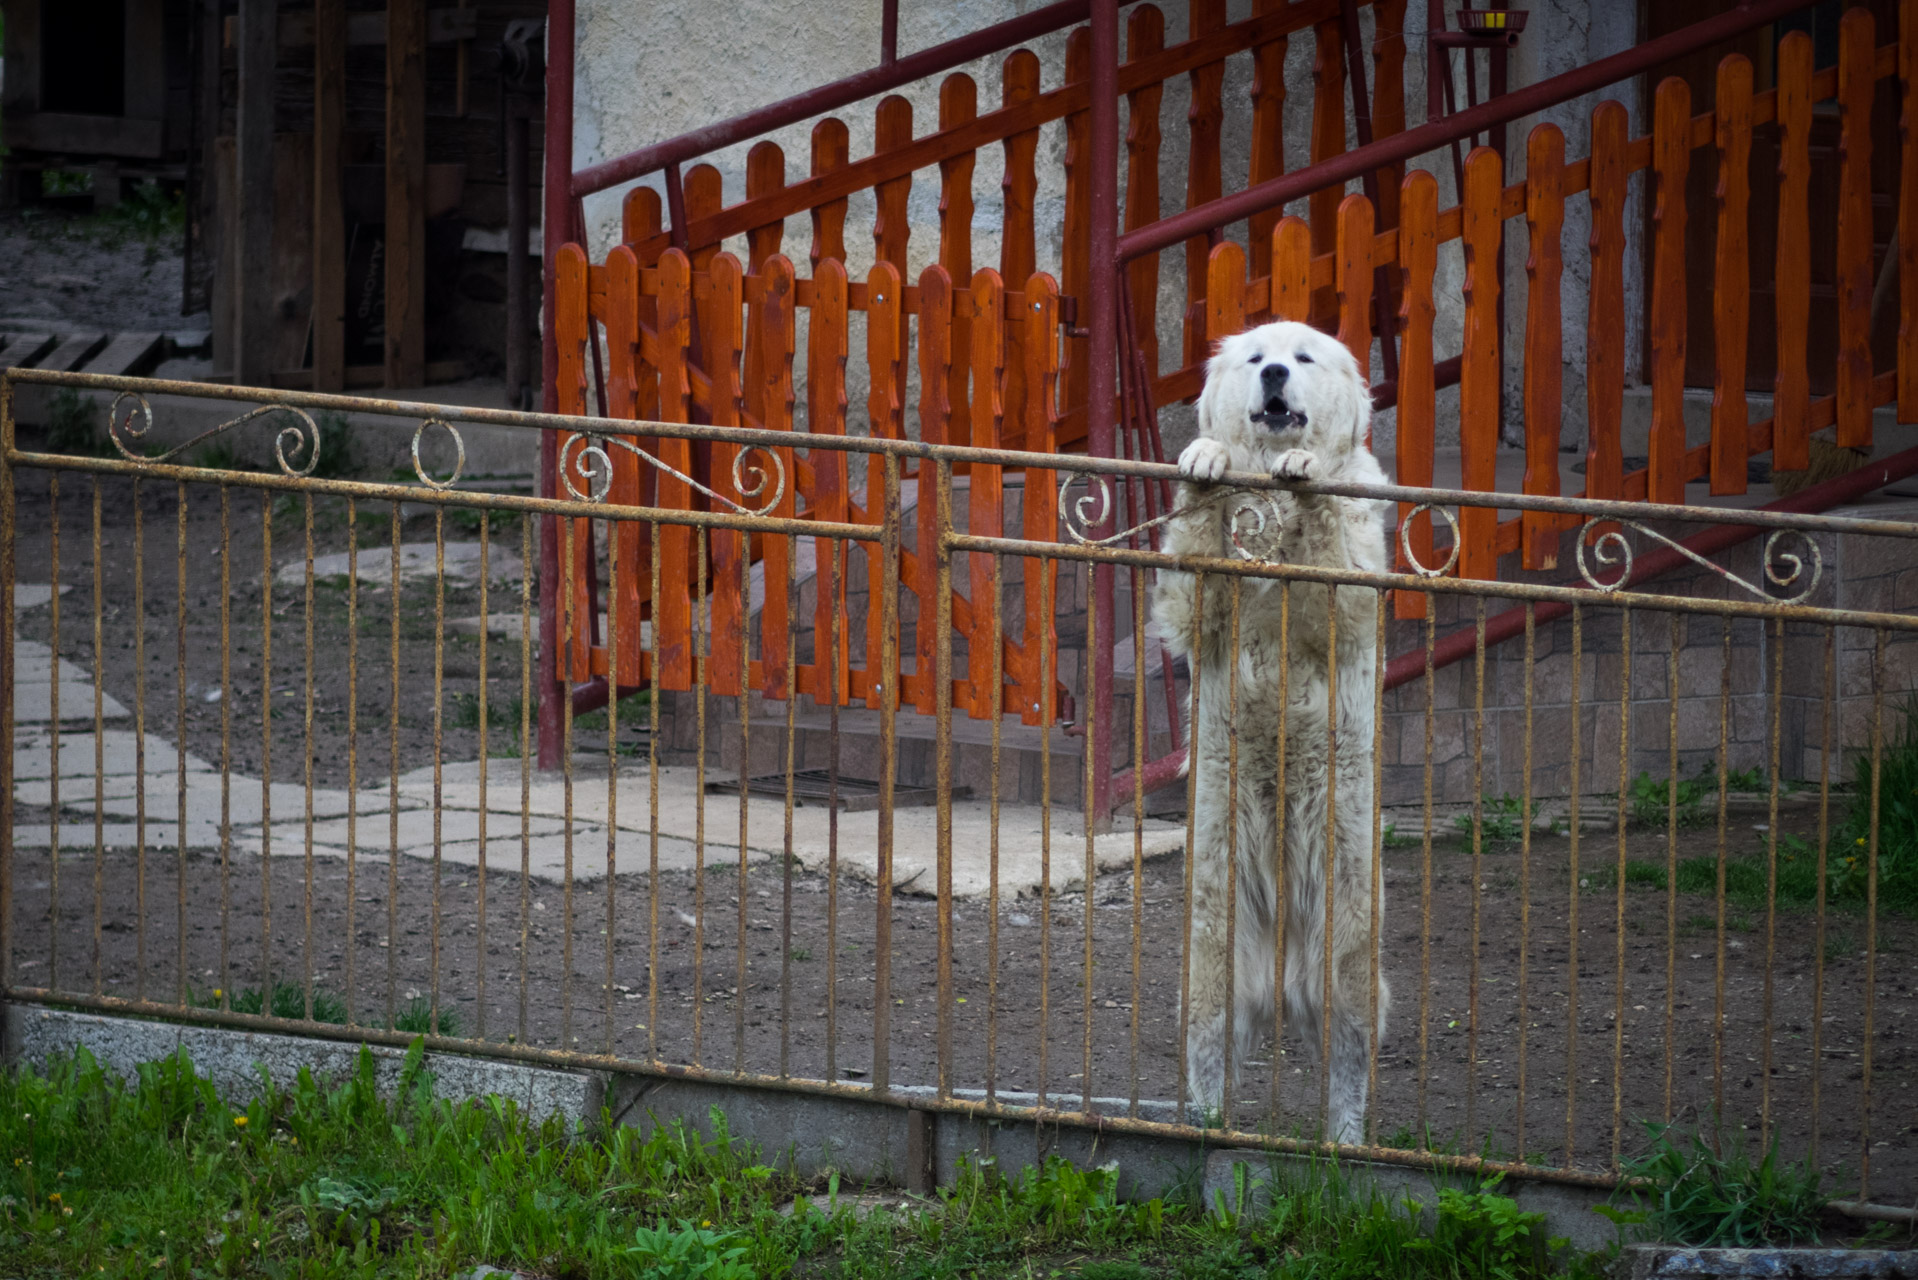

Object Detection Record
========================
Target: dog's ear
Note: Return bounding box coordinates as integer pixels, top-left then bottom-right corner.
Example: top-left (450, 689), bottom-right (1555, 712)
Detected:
top-left (1195, 344), bottom-right (1235, 442)
top-left (1338, 343), bottom-right (1372, 450)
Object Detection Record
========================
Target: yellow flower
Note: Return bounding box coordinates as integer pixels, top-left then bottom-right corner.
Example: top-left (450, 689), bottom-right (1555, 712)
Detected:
top-left (701, 1219), bottom-right (712, 1228)
top-left (1856, 838), bottom-right (1866, 847)
top-left (212, 989), bottom-right (222, 999)
top-left (47, 1192), bottom-right (60, 1203)
top-left (232, 1116), bottom-right (248, 1128)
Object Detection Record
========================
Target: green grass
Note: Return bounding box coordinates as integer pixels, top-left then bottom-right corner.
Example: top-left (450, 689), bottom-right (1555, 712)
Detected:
top-left (1627, 762), bottom-right (1771, 831)
top-left (1615, 1123), bottom-right (1825, 1248)
top-left (188, 983), bottom-right (460, 1038)
top-left (1453, 794), bottom-right (1527, 845)
top-left (0, 1044), bottom-right (1612, 1278)
top-left (1838, 696), bottom-right (1918, 916)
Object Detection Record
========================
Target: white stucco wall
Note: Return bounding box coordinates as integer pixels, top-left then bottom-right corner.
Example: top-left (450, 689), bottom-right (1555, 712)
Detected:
top-left (568, 0), bottom-right (1635, 458)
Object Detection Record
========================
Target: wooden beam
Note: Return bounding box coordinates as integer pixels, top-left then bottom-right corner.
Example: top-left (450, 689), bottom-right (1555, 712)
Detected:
top-left (384, 0), bottom-right (427, 388)
top-left (234, 0), bottom-right (277, 386)
top-left (313, 0), bottom-right (346, 391)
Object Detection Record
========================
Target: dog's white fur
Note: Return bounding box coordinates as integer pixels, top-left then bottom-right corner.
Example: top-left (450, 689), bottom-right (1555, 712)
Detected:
top-left (1150, 321), bottom-right (1389, 1142)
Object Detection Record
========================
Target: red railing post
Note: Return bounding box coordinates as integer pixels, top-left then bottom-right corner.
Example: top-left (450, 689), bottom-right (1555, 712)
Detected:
top-left (1088, 0), bottom-right (1120, 826)
top-left (538, 0), bottom-right (575, 770)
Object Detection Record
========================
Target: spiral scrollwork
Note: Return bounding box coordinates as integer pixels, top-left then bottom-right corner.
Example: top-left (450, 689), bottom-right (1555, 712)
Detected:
top-left (410, 419), bottom-right (468, 490)
top-left (1574, 518), bottom-right (1636, 592)
top-left (1760, 528), bottom-right (1822, 601)
top-left (107, 397), bottom-right (320, 476)
top-left (1225, 495), bottom-right (1282, 562)
top-left (1059, 474), bottom-right (1115, 544)
top-left (1572, 517), bottom-right (1823, 605)
top-left (1396, 503), bottom-right (1464, 579)
top-left (558, 432), bottom-right (615, 503)
top-left (729, 444), bottom-right (785, 515)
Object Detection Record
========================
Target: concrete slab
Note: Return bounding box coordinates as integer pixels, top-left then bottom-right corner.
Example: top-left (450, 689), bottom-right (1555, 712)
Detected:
top-left (274, 541), bottom-right (523, 589)
top-left (18, 771), bottom-right (424, 824)
top-left (401, 760), bottom-right (1185, 896)
top-left (12, 583), bottom-right (71, 611)
top-left (11, 729), bottom-right (213, 781)
top-left (12, 639), bottom-right (131, 721)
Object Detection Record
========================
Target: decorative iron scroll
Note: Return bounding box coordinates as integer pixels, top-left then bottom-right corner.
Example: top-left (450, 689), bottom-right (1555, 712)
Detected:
top-left (1059, 473), bottom-right (1256, 551)
top-left (107, 392), bottom-right (323, 477)
top-left (1572, 516), bottom-right (1822, 604)
top-left (557, 431), bottom-right (786, 517)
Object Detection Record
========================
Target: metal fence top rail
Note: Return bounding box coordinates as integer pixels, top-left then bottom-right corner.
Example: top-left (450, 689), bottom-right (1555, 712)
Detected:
top-left (8, 370), bottom-right (1918, 545)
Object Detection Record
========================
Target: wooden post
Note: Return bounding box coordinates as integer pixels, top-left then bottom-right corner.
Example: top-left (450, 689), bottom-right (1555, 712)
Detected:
top-left (313, 0), bottom-right (346, 392)
top-left (385, 0), bottom-right (428, 389)
top-left (234, 0), bottom-right (277, 386)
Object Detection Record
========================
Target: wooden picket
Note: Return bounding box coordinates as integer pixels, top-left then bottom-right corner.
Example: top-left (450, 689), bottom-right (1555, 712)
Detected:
top-left (1836, 9), bottom-right (1876, 450)
top-left (1709, 57), bottom-right (1752, 497)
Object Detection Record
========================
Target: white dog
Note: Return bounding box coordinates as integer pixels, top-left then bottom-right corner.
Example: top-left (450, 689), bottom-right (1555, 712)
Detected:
top-left (1150, 320), bottom-right (1389, 1143)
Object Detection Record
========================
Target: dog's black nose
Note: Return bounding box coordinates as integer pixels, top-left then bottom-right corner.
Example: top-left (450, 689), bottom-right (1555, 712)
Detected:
top-left (1261, 362), bottom-right (1289, 391)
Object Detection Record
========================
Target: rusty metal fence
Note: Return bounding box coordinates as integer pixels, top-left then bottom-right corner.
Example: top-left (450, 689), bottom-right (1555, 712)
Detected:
top-left (3, 368), bottom-right (1915, 1206)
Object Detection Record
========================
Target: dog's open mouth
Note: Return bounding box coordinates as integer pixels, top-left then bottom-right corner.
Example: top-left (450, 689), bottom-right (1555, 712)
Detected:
top-left (1251, 399), bottom-right (1307, 431)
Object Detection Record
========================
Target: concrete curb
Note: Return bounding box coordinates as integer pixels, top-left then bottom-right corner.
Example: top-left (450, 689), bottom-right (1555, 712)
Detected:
top-left (1620, 1244), bottom-right (1918, 1277)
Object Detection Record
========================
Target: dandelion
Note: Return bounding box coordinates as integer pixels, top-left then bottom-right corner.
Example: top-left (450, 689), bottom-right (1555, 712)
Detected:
top-left (701, 1219), bottom-right (712, 1228)
top-left (252, 1239), bottom-right (260, 1250)
top-left (48, 1192), bottom-right (60, 1203)
top-left (62, 1206), bottom-right (73, 1217)
top-left (232, 1116), bottom-right (248, 1129)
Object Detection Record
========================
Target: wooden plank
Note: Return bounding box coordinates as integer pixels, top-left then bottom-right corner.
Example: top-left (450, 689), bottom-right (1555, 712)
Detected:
top-left (39, 333), bottom-right (106, 372)
top-left (966, 268), bottom-right (1007, 721)
top-left (552, 244), bottom-right (593, 684)
top-left (864, 262), bottom-right (905, 708)
top-left (999, 50), bottom-right (1041, 450)
top-left (756, 255), bottom-right (797, 702)
top-left (1394, 170), bottom-right (1437, 620)
top-left (809, 119), bottom-right (851, 269)
top-left (1835, 8), bottom-right (1876, 450)
top-left (235, 0), bottom-right (278, 385)
top-left (654, 250), bottom-right (696, 691)
top-left (742, 141), bottom-right (786, 437)
top-left (1521, 123), bottom-right (1564, 570)
top-left (1247, 0), bottom-right (1288, 283)
top-left (939, 74), bottom-right (978, 450)
top-left (0, 335), bottom-right (55, 371)
top-left (806, 259), bottom-right (851, 707)
top-left (913, 265), bottom-right (954, 715)
top-left (1124, 5), bottom-right (1166, 382)
top-left (83, 331), bottom-right (163, 377)
top-left (685, 163), bottom-right (726, 399)
top-left (1308, 17), bottom-right (1345, 322)
top-left (873, 95), bottom-right (914, 280)
top-left (384, 0), bottom-right (427, 389)
top-left (1902, 0), bottom-right (1918, 423)
top-left (603, 247), bottom-right (647, 687)
top-left (1182, 0), bottom-right (1226, 369)
top-left (1648, 76), bottom-right (1691, 506)
top-left (1585, 100), bottom-right (1629, 510)
top-left (1018, 273), bottom-right (1061, 727)
top-left (1060, 27), bottom-right (1093, 432)
top-left (1334, 194), bottom-right (1373, 380)
top-left (313, 0), bottom-right (346, 392)
top-left (705, 254), bottom-right (747, 700)
top-left (1710, 55), bottom-right (1753, 497)
top-left (1206, 239), bottom-right (1247, 346)
top-left (1772, 34), bottom-right (1813, 473)
top-left (1458, 146), bottom-right (1502, 581)
top-left (1369, 0), bottom-right (1408, 234)
top-left (1271, 216), bottom-right (1312, 322)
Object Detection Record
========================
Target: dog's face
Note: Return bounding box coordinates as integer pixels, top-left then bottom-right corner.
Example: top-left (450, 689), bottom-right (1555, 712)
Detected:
top-left (1196, 321), bottom-right (1370, 466)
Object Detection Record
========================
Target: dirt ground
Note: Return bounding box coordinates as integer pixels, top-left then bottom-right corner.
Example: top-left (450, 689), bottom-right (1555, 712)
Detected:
top-left (7, 456), bottom-right (1917, 1204)
top-left (0, 204), bottom-right (199, 336)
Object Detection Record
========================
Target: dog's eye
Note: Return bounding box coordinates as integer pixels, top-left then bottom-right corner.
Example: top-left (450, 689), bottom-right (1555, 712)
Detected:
top-left (1247, 352), bottom-right (1262, 365)
top-left (1295, 352), bottom-right (1314, 364)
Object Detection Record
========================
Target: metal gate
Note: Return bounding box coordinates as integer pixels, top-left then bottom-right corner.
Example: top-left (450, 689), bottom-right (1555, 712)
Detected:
top-left (4, 367), bottom-right (1916, 1205)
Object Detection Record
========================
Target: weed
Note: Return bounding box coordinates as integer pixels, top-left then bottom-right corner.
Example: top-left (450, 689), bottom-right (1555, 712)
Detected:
top-left (1382, 821), bottom-right (1424, 849)
top-left (43, 388), bottom-right (104, 457)
top-left (1410, 1178), bottom-right (1567, 1279)
top-left (1618, 1123), bottom-right (1824, 1247)
top-left (1454, 793), bottom-right (1527, 844)
top-left (307, 411), bottom-right (359, 480)
top-left (192, 982), bottom-right (348, 1024)
top-left (193, 440), bottom-right (253, 472)
top-left (1838, 696), bottom-right (1918, 915)
top-left (789, 947), bottom-right (812, 962)
top-left (1822, 928), bottom-right (1857, 963)
top-left (393, 997), bottom-right (461, 1038)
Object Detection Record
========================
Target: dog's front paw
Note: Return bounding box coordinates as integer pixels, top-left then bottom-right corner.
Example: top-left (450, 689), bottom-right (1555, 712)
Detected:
top-left (1178, 438), bottom-right (1232, 484)
top-left (1272, 448), bottom-right (1317, 481)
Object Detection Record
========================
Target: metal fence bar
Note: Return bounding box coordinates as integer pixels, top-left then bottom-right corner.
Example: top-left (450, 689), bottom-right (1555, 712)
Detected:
top-left (133, 479), bottom-right (147, 1003)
